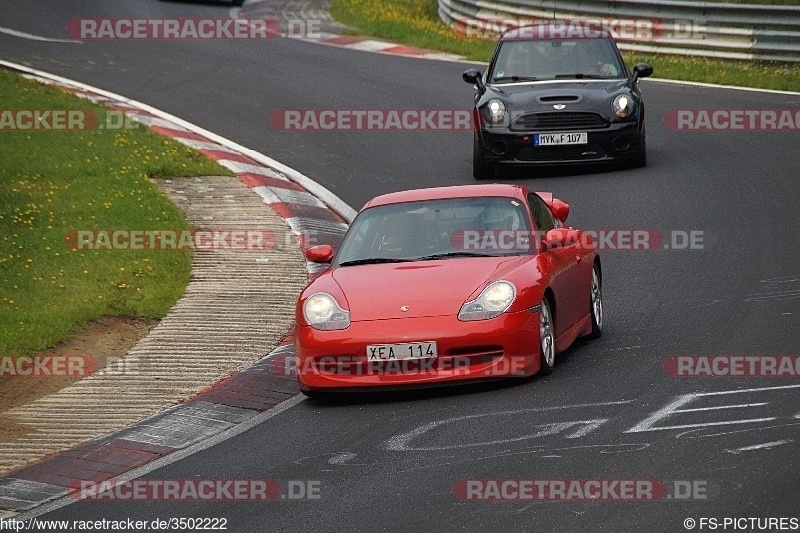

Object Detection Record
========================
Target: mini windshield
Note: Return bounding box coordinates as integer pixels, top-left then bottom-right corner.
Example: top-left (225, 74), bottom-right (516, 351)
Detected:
top-left (490, 38), bottom-right (625, 83)
top-left (333, 197), bottom-right (535, 267)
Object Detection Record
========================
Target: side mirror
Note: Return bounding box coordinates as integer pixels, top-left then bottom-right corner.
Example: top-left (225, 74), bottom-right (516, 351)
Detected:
top-left (306, 244), bottom-right (334, 263)
top-left (541, 228), bottom-right (579, 251)
top-left (550, 198), bottom-right (570, 224)
top-left (462, 68), bottom-right (486, 93)
top-left (632, 63), bottom-right (653, 81)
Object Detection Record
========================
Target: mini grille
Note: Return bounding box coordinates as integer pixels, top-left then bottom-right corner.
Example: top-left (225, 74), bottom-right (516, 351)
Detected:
top-left (511, 112), bottom-right (608, 131)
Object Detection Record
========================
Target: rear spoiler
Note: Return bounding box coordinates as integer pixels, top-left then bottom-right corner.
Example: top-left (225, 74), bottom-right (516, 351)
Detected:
top-left (535, 191), bottom-right (570, 224)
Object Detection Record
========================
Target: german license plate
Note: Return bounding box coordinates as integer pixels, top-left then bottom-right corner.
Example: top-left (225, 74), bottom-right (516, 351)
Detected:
top-left (366, 341), bottom-right (437, 361)
top-left (533, 132), bottom-right (588, 146)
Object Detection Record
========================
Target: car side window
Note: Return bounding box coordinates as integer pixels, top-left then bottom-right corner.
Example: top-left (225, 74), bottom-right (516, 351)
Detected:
top-left (528, 193), bottom-right (560, 238)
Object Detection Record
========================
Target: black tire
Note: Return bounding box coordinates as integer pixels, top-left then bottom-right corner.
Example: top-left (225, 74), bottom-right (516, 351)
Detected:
top-left (629, 115), bottom-right (647, 168)
top-left (232, 0), bottom-right (244, 5)
top-left (586, 263), bottom-right (603, 339)
top-left (620, 134), bottom-right (646, 169)
top-left (632, 134), bottom-right (647, 168)
top-left (473, 137), bottom-right (494, 180)
top-left (538, 298), bottom-right (555, 375)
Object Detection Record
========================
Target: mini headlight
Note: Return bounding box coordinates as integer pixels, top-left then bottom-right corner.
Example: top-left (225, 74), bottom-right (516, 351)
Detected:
top-left (483, 99), bottom-right (507, 124)
top-left (303, 293), bottom-right (350, 330)
top-left (458, 281), bottom-right (517, 321)
top-left (612, 94), bottom-right (635, 118)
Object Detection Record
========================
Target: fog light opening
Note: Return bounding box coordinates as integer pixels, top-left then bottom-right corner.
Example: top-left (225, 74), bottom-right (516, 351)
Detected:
top-left (613, 137), bottom-right (631, 151)
top-left (489, 141), bottom-right (507, 155)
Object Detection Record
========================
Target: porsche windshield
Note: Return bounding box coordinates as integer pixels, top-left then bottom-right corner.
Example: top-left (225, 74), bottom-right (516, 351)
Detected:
top-left (333, 197), bottom-right (535, 267)
top-left (489, 38), bottom-right (625, 83)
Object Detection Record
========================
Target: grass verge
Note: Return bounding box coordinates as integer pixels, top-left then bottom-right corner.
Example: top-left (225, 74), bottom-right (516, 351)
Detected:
top-left (330, 0), bottom-right (800, 92)
top-left (0, 69), bottom-right (233, 355)
top-left (331, 0), bottom-right (496, 61)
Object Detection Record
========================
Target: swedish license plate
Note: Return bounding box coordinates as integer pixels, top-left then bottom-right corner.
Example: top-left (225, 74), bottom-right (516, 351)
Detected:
top-left (366, 341), bottom-right (437, 361)
top-left (533, 132), bottom-right (588, 146)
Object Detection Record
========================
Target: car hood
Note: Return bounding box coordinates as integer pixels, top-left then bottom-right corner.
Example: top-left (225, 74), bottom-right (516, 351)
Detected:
top-left (331, 256), bottom-right (529, 321)
top-left (484, 79), bottom-right (631, 115)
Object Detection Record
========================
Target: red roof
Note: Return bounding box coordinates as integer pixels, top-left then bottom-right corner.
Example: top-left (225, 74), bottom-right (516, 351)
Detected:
top-left (363, 184), bottom-right (532, 209)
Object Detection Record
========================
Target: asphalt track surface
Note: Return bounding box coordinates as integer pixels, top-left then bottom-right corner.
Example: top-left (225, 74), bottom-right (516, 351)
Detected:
top-left (2, 1), bottom-right (800, 531)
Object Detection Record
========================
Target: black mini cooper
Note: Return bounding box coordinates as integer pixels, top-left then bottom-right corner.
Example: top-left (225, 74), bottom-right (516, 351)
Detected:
top-left (463, 24), bottom-right (653, 179)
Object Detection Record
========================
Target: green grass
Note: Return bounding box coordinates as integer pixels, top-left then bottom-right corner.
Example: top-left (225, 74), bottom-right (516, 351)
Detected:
top-left (621, 52), bottom-right (800, 92)
top-left (331, 0), bottom-right (800, 92)
top-left (331, 0), bottom-right (496, 61)
top-left (702, 0), bottom-right (799, 4)
top-left (0, 69), bottom-right (233, 355)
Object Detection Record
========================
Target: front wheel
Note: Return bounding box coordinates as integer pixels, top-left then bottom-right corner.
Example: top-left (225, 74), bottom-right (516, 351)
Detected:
top-left (586, 264), bottom-right (603, 339)
top-left (632, 134), bottom-right (647, 168)
top-left (538, 298), bottom-right (555, 375)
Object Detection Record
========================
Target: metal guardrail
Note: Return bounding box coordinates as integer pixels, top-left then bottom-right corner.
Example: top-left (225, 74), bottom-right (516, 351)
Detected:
top-left (438, 0), bottom-right (800, 62)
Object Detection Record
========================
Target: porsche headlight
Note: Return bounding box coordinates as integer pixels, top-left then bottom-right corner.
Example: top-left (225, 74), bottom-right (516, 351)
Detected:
top-left (612, 94), bottom-right (635, 118)
top-left (458, 281), bottom-right (517, 321)
top-left (483, 99), bottom-right (507, 124)
top-left (303, 293), bottom-right (350, 330)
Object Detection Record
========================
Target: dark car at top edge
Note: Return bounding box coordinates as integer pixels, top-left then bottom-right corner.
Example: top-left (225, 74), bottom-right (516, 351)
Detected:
top-left (463, 23), bottom-right (653, 179)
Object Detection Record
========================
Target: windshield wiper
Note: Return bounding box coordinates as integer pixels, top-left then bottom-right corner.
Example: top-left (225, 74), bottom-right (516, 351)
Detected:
top-left (417, 251), bottom-right (498, 261)
top-left (492, 76), bottom-right (539, 82)
top-left (339, 251), bottom-right (505, 266)
top-left (553, 73), bottom-right (610, 79)
top-left (337, 257), bottom-right (414, 267)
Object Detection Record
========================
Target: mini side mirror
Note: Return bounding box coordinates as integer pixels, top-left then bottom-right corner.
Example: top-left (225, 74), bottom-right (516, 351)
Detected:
top-left (633, 63), bottom-right (653, 81)
top-left (462, 68), bottom-right (486, 93)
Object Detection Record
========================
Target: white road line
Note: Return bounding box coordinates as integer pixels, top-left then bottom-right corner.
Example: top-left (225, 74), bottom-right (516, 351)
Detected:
top-left (642, 77), bottom-right (800, 96)
top-left (727, 439), bottom-right (793, 453)
top-left (0, 59), bottom-right (357, 223)
top-left (626, 385), bottom-right (800, 433)
top-left (384, 401), bottom-right (632, 451)
top-left (0, 26), bottom-right (81, 44)
top-left (228, 8), bottom-right (800, 95)
top-left (0, 60), bottom-right (341, 515)
top-left (17, 395), bottom-right (306, 520)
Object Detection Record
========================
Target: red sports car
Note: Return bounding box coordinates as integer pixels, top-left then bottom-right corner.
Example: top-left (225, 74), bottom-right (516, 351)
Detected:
top-left (294, 184), bottom-right (602, 395)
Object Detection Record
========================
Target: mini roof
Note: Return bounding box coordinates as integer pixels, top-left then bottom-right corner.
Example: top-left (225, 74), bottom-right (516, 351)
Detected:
top-left (500, 21), bottom-right (614, 41)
